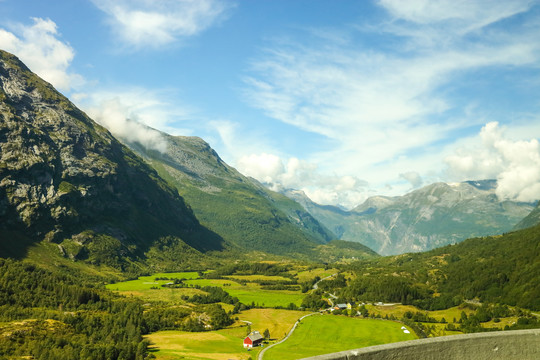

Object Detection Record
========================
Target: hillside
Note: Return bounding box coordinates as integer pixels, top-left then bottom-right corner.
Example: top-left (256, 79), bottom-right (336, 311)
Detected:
top-left (514, 201), bottom-right (540, 230)
top-left (0, 50), bottom-right (224, 270)
top-left (124, 132), bottom-right (346, 257)
top-left (341, 223), bottom-right (540, 311)
top-left (285, 181), bottom-right (534, 255)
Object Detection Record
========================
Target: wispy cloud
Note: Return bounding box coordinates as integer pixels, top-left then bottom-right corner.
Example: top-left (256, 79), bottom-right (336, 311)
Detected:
top-left (92, 0), bottom-right (233, 49)
top-left (0, 17), bottom-right (83, 91)
top-left (379, 0), bottom-right (531, 29)
top-left (241, 0), bottom-right (540, 206)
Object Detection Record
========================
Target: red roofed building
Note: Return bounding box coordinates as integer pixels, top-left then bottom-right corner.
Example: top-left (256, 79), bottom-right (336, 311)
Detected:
top-left (243, 331), bottom-right (264, 348)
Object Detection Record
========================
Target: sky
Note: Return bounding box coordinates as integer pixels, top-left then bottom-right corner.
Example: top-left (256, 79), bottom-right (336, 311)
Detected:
top-left (1, 0), bottom-right (540, 209)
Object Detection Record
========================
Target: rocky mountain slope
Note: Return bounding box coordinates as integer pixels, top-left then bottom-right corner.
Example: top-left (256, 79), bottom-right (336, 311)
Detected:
top-left (514, 201), bottom-right (540, 230)
top-left (284, 180), bottom-right (535, 255)
top-left (0, 50), bottom-right (224, 267)
top-left (124, 132), bottom-right (342, 257)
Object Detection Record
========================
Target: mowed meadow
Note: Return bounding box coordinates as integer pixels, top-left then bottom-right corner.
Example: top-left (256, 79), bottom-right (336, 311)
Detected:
top-left (263, 315), bottom-right (416, 360)
top-left (146, 309), bottom-right (306, 360)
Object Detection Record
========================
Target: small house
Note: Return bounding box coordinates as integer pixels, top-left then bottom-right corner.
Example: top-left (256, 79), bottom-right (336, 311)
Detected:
top-left (347, 302), bottom-right (355, 309)
top-left (243, 331), bottom-right (264, 348)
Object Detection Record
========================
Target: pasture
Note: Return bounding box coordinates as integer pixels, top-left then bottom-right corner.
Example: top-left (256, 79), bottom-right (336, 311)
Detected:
top-left (184, 278), bottom-right (305, 308)
top-left (106, 272), bottom-right (200, 291)
top-left (146, 309), bottom-right (304, 360)
top-left (263, 315), bottom-right (417, 360)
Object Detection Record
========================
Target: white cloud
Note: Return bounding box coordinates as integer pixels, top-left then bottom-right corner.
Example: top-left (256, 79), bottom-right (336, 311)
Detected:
top-left (236, 153), bottom-right (369, 209)
top-left (236, 153), bottom-right (285, 184)
top-left (92, 0), bottom-right (232, 49)
top-left (79, 88), bottom-right (195, 152)
top-left (378, 0), bottom-right (532, 30)
top-left (0, 17), bottom-right (82, 91)
top-left (445, 122), bottom-right (540, 202)
top-left (242, 0), bottom-right (540, 203)
top-left (400, 171), bottom-right (424, 188)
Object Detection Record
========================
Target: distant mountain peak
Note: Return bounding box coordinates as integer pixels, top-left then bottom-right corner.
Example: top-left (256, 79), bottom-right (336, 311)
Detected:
top-left (282, 179), bottom-right (534, 256)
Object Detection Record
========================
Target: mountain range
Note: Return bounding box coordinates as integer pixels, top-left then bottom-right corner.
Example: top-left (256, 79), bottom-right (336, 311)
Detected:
top-left (1, 49), bottom-right (539, 269)
top-left (124, 131), bottom-right (345, 257)
top-left (0, 49), bottom-right (375, 269)
top-left (284, 180), bottom-right (535, 255)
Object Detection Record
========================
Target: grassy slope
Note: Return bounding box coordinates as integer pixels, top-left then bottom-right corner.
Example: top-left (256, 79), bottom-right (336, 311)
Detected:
top-left (264, 315), bottom-right (416, 360)
top-left (126, 135), bottom-right (356, 259)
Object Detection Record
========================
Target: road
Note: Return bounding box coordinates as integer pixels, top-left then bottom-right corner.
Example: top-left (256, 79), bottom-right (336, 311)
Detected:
top-left (257, 273), bottom-right (336, 359)
top-left (312, 273), bottom-right (337, 290)
top-left (257, 312), bottom-right (321, 360)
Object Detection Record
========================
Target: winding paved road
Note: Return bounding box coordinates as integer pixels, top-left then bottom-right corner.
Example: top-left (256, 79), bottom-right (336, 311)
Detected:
top-left (257, 312), bottom-right (321, 360)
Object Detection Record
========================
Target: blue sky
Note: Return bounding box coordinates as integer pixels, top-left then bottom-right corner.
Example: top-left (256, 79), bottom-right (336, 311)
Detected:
top-left (1, 0), bottom-right (540, 208)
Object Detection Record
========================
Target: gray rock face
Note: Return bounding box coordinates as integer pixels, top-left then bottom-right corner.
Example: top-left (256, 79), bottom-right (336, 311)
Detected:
top-left (284, 180), bottom-right (534, 255)
top-left (0, 50), bottom-right (223, 260)
top-left (514, 201), bottom-right (540, 230)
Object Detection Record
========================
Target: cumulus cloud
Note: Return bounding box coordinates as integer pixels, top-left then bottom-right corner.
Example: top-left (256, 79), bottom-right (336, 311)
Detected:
top-left (236, 153), bottom-right (368, 209)
top-left (0, 17), bottom-right (82, 91)
top-left (400, 171), bottom-right (424, 188)
top-left (242, 0), bottom-right (540, 201)
top-left (92, 0), bottom-right (232, 49)
top-left (80, 88), bottom-right (194, 152)
top-left (85, 97), bottom-right (168, 152)
top-left (445, 122), bottom-right (540, 202)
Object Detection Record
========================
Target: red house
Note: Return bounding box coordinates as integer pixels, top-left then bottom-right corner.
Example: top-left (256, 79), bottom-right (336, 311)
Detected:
top-left (243, 331), bottom-right (264, 348)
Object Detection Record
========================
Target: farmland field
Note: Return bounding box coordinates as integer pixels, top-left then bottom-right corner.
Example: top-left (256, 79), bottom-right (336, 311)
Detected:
top-left (106, 272), bottom-right (200, 291)
top-left (263, 315), bottom-right (417, 360)
top-left (146, 309), bottom-right (305, 360)
top-left (184, 279), bottom-right (305, 308)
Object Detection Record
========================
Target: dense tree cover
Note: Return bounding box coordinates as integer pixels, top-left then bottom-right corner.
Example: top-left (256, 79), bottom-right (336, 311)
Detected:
top-left (301, 293), bottom-right (329, 310)
top-left (0, 259), bottom-right (149, 359)
top-left (209, 262), bottom-right (294, 278)
top-left (188, 286), bottom-right (239, 305)
top-left (339, 276), bottom-right (432, 306)
top-left (344, 224), bottom-right (540, 311)
top-left (144, 304), bottom-right (232, 332)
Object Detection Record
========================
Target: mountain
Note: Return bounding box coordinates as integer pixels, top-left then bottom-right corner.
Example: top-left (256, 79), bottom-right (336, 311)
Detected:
top-left (284, 180), bottom-right (534, 255)
top-left (123, 132), bottom-right (340, 257)
top-left (0, 50), bottom-right (224, 269)
top-left (514, 201), bottom-right (540, 230)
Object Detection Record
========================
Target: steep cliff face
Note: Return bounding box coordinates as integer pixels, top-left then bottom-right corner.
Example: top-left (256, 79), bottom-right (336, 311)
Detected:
top-left (0, 50), bottom-right (224, 262)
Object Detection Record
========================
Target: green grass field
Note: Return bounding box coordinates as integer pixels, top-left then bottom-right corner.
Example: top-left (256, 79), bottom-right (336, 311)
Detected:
top-left (146, 309), bottom-right (305, 360)
top-left (225, 274), bottom-right (293, 282)
top-left (147, 326), bottom-right (254, 360)
top-left (184, 279), bottom-right (305, 308)
top-left (294, 268), bottom-right (338, 282)
top-left (107, 272), bottom-right (306, 308)
top-left (106, 272), bottom-right (200, 291)
top-left (264, 315), bottom-right (417, 360)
